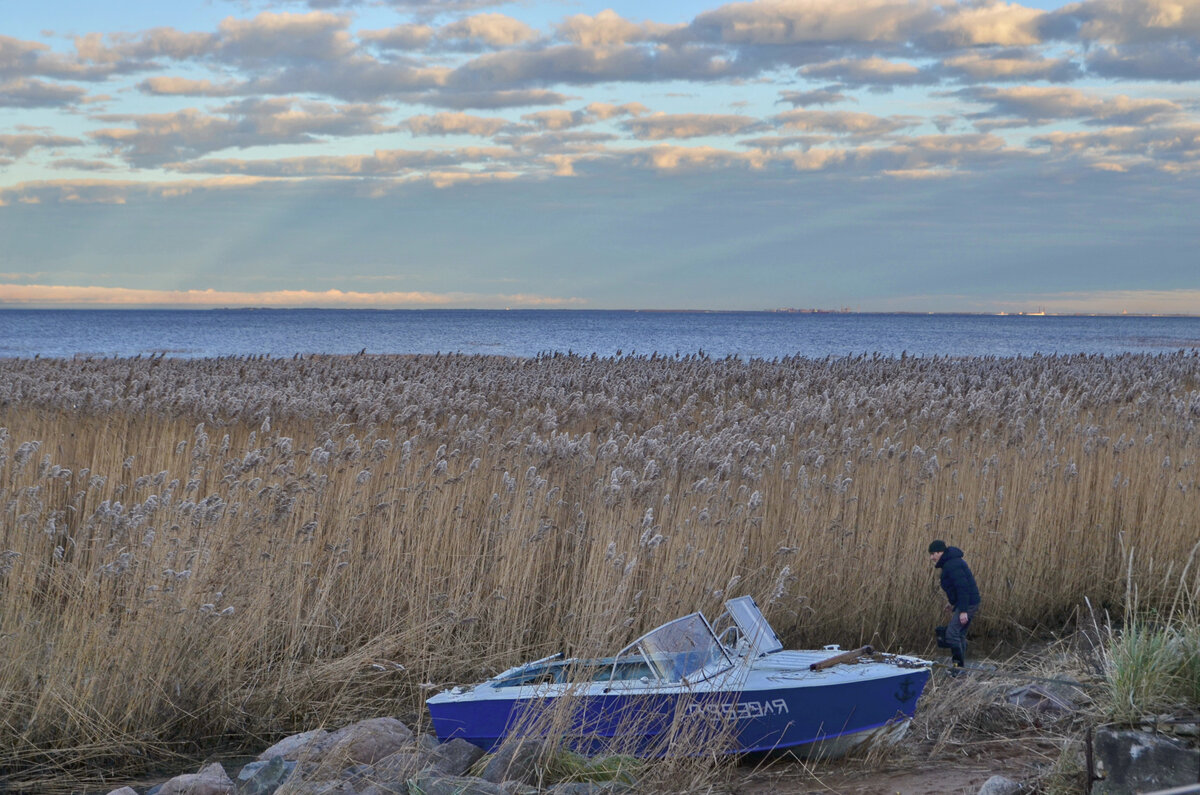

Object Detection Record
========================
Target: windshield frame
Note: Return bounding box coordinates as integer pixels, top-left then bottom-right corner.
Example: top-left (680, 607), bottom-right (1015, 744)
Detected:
top-left (611, 611), bottom-right (733, 685)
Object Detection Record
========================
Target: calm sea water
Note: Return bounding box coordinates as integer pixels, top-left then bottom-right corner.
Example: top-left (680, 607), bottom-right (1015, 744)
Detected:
top-left (1, 309), bottom-right (1199, 359)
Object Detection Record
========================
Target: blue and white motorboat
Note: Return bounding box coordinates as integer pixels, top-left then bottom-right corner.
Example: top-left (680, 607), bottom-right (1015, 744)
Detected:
top-left (426, 596), bottom-right (931, 758)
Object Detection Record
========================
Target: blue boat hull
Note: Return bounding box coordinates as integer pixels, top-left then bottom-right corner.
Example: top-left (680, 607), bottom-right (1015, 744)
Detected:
top-left (428, 667), bottom-right (930, 756)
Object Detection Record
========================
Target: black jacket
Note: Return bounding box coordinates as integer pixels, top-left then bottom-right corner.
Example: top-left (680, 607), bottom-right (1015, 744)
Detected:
top-left (936, 546), bottom-right (981, 613)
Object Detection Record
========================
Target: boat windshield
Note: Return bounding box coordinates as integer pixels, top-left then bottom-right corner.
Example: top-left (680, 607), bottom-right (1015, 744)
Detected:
top-left (623, 612), bottom-right (731, 683)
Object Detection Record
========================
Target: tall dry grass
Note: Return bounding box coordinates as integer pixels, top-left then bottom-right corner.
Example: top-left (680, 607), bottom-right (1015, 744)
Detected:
top-left (0, 351), bottom-right (1197, 788)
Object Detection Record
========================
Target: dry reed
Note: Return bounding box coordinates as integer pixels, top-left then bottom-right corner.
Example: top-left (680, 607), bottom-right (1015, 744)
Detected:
top-left (0, 351), bottom-right (1197, 789)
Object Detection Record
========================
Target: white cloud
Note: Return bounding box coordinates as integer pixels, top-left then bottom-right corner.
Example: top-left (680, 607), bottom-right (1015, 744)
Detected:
top-left (439, 14), bottom-right (539, 48)
top-left (0, 132), bottom-right (83, 158)
top-left (963, 85), bottom-right (1183, 126)
top-left (624, 113), bottom-right (765, 139)
top-left (774, 109), bottom-right (920, 138)
top-left (800, 56), bottom-right (930, 87)
top-left (403, 111), bottom-right (508, 137)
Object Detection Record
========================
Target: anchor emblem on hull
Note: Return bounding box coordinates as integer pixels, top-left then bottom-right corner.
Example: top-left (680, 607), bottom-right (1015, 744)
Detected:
top-left (893, 677), bottom-right (917, 703)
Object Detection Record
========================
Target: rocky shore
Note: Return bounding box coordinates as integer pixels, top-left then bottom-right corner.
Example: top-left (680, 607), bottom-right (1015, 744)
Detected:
top-left (104, 717), bottom-right (641, 795)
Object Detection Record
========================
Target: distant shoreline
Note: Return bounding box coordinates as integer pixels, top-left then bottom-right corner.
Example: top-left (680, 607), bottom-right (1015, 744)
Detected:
top-left (0, 306), bottom-right (1197, 319)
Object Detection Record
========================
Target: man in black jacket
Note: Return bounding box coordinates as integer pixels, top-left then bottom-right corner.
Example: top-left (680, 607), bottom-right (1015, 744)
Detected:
top-left (929, 539), bottom-right (981, 667)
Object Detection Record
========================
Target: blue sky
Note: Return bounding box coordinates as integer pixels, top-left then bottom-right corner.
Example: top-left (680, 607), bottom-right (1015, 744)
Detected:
top-left (1, 0), bottom-right (1198, 313)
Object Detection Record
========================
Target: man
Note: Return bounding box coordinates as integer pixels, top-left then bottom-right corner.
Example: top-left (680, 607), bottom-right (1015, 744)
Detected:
top-left (929, 539), bottom-right (981, 668)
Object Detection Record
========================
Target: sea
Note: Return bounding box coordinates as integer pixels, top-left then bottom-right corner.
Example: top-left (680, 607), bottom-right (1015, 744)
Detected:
top-left (1, 309), bottom-right (1199, 360)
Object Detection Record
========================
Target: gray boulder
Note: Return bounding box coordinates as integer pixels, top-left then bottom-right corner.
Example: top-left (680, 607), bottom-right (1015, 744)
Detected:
top-left (259, 730), bottom-right (330, 762)
top-left (238, 756), bottom-right (298, 794)
top-left (324, 718), bottom-right (416, 765)
top-left (1093, 727), bottom-right (1200, 794)
top-left (977, 774), bottom-right (1022, 795)
top-left (157, 762), bottom-right (235, 795)
top-left (498, 785), bottom-right (539, 795)
top-left (479, 741), bottom-right (544, 786)
top-left (106, 789), bottom-right (140, 795)
top-left (404, 774), bottom-right (506, 795)
top-left (426, 739), bottom-right (485, 777)
top-left (370, 750), bottom-right (435, 781)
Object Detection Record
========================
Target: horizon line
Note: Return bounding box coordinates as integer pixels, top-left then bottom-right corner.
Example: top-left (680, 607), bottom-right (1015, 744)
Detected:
top-left (1, 306), bottom-right (1198, 318)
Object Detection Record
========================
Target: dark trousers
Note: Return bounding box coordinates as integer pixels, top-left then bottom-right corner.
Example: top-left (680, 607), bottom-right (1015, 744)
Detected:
top-left (936, 606), bottom-right (978, 666)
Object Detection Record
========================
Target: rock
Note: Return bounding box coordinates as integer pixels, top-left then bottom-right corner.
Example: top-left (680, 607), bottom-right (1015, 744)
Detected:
top-left (1174, 722), bottom-right (1199, 737)
top-left (417, 735), bottom-right (440, 753)
top-left (158, 762), bottom-right (235, 795)
top-left (545, 784), bottom-right (611, 795)
top-left (106, 788), bottom-right (140, 795)
top-left (498, 785), bottom-right (539, 795)
top-left (275, 780), bottom-right (358, 795)
top-left (479, 741), bottom-right (544, 786)
top-left (259, 730), bottom-right (331, 762)
top-left (371, 750), bottom-right (435, 780)
top-left (1093, 727), bottom-right (1200, 795)
top-left (404, 774), bottom-right (506, 795)
top-left (325, 718), bottom-right (416, 765)
top-left (426, 739), bottom-right (485, 777)
top-left (977, 774), bottom-right (1022, 795)
top-left (237, 756), bottom-right (297, 794)
top-left (357, 784), bottom-right (409, 795)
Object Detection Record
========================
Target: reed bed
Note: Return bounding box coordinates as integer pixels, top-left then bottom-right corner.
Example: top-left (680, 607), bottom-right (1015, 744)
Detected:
top-left (0, 351), bottom-right (1197, 788)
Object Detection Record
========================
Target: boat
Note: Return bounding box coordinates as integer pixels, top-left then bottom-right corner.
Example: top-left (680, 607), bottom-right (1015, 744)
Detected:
top-left (426, 596), bottom-right (931, 758)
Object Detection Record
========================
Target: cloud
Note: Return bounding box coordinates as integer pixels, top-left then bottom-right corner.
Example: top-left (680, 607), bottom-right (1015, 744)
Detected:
top-left (691, 0), bottom-right (938, 45)
top-left (1041, 0), bottom-right (1200, 79)
top-left (137, 76), bottom-right (242, 96)
top-left (1083, 40), bottom-right (1200, 81)
top-left (363, 14), bottom-right (539, 52)
top-left (0, 283), bottom-right (587, 308)
top-left (0, 176), bottom-right (276, 205)
top-left (439, 14), bottom-right (539, 48)
top-left (305, 0), bottom-right (511, 12)
top-left (521, 109), bottom-right (588, 130)
top-left (941, 51), bottom-right (1081, 82)
top-left (633, 144), bottom-right (762, 171)
top-left (623, 113), bottom-right (766, 140)
top-left (403, 111), bottom-right (508, 137)
top-left (778, 88), bottom-right (852, 107)
top-left (0, 132), bottom-right (83, 158)
top-left (447, 43), bottom-right (738, 91)
top-left (359, 25), bottom-right (435, 52)
top-left (927, 0), bottom-right (1045, 47)
top-left (557, 10), bottom-right (683, 47)
top-left (90, 98), bottom-right (395, 166)
top-left (1, 34), bottom-right (117, 80)
top-left (72, 28), bottom-right (214, 65)
top-left (0, 77), bottom-right (88, 108)
top-left (800, 56), bottom-right (932, 87)
top-left (962, 85), bottom-right (1183, 126)
top-left (216, 12), bottom-right (355, 63)
top-left (49, 158), bottom-right (120, 171)
top-left (583, 101), bottom-right (647, 119)
top-left (417, 89), bottom-right (570, 109)
top-left (1030, 123), bottom-right (1200, 172)
top-left (774, 109), bottom-right (921, 138)
top-left (1048, 0), bottom-right (1200, 45)
top-left (166, 146), bottom-right (514, 176)
top-left (241, 59), bottom-right (450, 102)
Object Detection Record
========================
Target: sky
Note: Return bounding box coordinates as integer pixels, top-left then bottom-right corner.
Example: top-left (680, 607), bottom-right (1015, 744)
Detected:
top-left (1, 0), bottom-right (1198, 313)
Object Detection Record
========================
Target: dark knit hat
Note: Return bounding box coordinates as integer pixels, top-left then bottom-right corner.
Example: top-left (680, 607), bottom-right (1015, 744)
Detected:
top-left (928, 539), bottom-right (947, 554)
